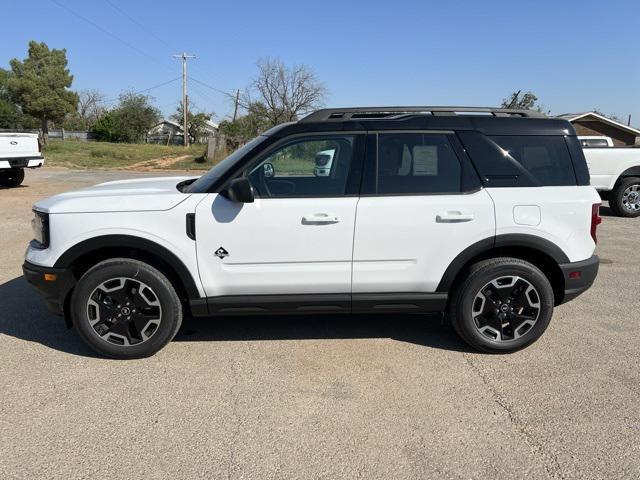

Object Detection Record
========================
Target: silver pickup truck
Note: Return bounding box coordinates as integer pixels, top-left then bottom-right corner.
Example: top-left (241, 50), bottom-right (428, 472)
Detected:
top-left (0, 132), bottom-right (44, 187)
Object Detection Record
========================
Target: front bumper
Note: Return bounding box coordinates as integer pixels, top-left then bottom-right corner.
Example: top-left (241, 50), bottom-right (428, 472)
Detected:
top-left (22, 261), bottom-right (76, 316)
top-left (558, 254), bottom-right (599, 304)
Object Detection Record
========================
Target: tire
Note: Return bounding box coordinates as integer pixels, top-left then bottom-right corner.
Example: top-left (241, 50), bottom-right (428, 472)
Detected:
top-left (0, 168), bottom-right (25, 188)
top-left (609, 177), bottom-right (640, 217)
top-left (71, 258), bottom-right (183, 359)
top-left (448, 257), bottom-right (554, 353)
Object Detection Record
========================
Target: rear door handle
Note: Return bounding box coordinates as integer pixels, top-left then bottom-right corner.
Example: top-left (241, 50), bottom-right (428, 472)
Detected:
top-left (436, 211), bottom-right (475, 223)
top-left (302, 213), bottom-right (341, 224)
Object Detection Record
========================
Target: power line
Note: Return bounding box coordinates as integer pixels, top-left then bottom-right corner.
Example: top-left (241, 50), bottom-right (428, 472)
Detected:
top-left (104, 0), bottom-right (174, 50)
top-left (49, 0), bottom-right (173, 72)
top-left (103, 77), bottom-right (181, 104)
top-left (101, 0), bottom-right (231, 91)
top-left (188, 76), bottom-right (235, 98)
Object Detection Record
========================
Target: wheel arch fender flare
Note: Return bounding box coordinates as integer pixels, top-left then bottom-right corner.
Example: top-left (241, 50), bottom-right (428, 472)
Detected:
top-left (617, 166), bottom-right (640, 180)
top-left (54, 234), bottom-right (201, 299)
top-left (436, 234), bottom-right (570, 292)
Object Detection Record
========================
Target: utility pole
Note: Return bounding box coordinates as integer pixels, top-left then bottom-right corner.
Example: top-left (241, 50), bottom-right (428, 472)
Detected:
top-left (172, 52), bottom-right (195, 147)
top-left (232, 89), bottom-right (240, 122)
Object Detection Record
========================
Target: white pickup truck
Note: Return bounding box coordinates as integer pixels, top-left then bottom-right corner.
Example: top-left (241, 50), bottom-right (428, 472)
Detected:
top-left (580, 136), bottom-right (640, 217)
top-left (0, 133), bottom-right (44, 187)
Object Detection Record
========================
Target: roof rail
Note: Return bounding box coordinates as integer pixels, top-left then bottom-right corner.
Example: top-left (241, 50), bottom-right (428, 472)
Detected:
top-left (300, 106), bottom-right (547, 122)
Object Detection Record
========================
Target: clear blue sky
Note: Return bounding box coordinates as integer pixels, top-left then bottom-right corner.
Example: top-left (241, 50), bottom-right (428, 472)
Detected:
top-left (2, 0), bottom-right (639, 125)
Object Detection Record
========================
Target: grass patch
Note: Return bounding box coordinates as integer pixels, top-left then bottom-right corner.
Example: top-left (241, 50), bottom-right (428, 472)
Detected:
top-left (42, 139), bottom-right (209, 170)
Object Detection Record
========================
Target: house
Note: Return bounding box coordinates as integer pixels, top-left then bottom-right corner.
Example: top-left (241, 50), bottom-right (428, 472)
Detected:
top-left (147, 120), bottom-right (184, 145)
top-left (147, 119), bottom-right (219, 145)
top-left (558, 112), bottom-right (640, 146)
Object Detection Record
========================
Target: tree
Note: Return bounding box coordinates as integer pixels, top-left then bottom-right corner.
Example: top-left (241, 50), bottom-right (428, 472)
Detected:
top-left (6, 41), bottom-right (78, 142)
top-left (63, 90), bottom-right (106, 130)
top-left (111, 92), bottom-right (160, 143)
top-left (0, 68), bottom-right (39, 129)
top-left (91, 92), bottom-right (160, 143)
top-left (91, 111), bottom-right (120, 142)
top-left (240, 58), bottom-right (327, 126)
top-left (218, 106), bottom-right (271, 149)
top-left (501, 91), bottom-right (542, 111)
top-left (170, 99), bottom-right (214, 143)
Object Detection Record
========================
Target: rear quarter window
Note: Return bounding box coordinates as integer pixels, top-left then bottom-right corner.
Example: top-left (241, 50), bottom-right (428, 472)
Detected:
top-left (490, 136), bottom-right (577, 186)
top-left (458, 132), bottom-right (578, 187)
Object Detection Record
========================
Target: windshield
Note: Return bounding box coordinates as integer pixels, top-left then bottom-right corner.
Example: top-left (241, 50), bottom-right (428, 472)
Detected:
top-left (185, 135), bottom-right (268, 193)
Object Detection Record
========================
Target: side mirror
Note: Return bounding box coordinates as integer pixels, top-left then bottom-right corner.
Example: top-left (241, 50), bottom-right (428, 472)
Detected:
top-left (222, 177), bottom-right (254, 203)
top-left (263, 162), bottom-right (275, 178)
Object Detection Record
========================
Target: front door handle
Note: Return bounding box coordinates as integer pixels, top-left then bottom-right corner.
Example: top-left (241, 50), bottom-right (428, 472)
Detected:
top-left (436, 211), bottom-right (475, 223)
top-left (302, 213), bottom-right (341, 224)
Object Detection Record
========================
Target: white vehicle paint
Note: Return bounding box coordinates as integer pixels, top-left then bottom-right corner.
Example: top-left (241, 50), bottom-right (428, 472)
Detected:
top-left (22, 107), bottom-right (602, 357)
top-left (582, 146), bottom-right (640, 217)
top-left (584, 148), bottom-right (640, 191)
top-left (0, 133), bottom-right (44, 187)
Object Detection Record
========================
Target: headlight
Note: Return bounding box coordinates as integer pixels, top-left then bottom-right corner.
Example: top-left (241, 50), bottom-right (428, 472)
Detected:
top-left (31, 210), bottom-right (49, 249)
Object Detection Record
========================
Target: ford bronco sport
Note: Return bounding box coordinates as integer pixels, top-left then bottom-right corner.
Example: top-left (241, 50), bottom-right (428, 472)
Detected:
top-left (23, 107), bottom-right (601, 358)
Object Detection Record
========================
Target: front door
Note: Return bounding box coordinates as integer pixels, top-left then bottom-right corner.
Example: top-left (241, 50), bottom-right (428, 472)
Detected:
top-left (195, 134), bottom-right (364, 307)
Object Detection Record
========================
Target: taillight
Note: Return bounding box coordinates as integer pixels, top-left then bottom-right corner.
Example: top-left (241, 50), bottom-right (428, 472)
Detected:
top-left (38, 138), bottom-right (42, 153)
top-left (591, 203), bottom-right (602, 244)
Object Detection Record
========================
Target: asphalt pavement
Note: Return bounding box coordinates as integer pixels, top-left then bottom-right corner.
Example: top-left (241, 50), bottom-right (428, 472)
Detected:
top-left (1, 167), bottom-right (639, 479)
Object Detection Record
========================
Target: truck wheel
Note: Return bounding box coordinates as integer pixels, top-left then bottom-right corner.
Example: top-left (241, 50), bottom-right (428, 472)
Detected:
top-left (610, 177), bottom-right (640, 217)
top-left (0, 168), bottom-right (25, 188)
top-left (448, 257), bottom-right (554, 353)
top-left (71, 258), bottom-right (183, 359)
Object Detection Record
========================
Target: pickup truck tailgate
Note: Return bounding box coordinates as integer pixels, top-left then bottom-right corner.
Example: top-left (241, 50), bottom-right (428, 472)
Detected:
top-left (0, 134), bottom-right (40, 159)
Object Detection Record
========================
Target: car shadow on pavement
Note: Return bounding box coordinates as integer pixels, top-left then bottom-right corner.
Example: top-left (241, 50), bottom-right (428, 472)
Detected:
top-left (0, 276), bottom-right (98, 357)
top-left (0, 275), bottom-right (472, 356)
top-left (599, 205), bottom-right (616, 217)
top-left (176, 313), bottom-right (473, 353)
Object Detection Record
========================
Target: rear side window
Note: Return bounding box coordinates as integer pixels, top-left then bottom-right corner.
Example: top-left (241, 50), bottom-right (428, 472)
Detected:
top-left (376, 133), bottom-right (462, 194)
top-left (458, 131), bottom-right (578, 187)
top-left (490, 136), bottom-right (576, 186)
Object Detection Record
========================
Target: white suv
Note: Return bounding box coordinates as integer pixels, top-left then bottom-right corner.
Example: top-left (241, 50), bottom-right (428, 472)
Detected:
top-left (23, 107), bottom-right (601, 359)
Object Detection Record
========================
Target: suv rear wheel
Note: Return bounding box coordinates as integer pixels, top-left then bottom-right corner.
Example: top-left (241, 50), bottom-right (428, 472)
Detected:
top-left (71, 258), bottom-right (182, 359)
top-left (0, 168), bottom-right (25, 188)
top-left (449, 257), bottom-right (554, 353)
top-left (610, 177), bottom-right (640, 217)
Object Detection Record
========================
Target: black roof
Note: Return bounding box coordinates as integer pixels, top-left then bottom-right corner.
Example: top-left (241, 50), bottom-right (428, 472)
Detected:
top-left (265, 107), bottom-right (576, 138)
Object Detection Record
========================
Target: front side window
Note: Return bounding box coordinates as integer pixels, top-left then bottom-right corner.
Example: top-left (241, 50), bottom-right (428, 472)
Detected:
top-left (376, 133), bottom-right (462, 194)
top-left (248, 136), bottom-right (355, 197)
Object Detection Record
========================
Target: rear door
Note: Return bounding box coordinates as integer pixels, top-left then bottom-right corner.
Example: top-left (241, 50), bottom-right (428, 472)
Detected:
top-left (352, 131), bottom-right (495, 296)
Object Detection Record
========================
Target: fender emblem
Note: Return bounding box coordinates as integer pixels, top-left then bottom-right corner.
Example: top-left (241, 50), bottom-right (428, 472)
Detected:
top-left (214, 247), bottom-right (229, 259)
top-left (10, 141), bottom-right (18, 145)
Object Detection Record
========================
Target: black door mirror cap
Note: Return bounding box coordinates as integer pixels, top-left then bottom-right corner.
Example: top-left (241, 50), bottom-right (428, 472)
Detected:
top-left (222, 177), bottom-right (255, 203)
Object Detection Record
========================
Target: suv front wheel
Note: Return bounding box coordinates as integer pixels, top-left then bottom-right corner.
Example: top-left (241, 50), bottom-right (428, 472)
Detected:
top-left (71, 258), bottom-right (183, 359)
top-left (449, 257), bottom-right (554, 353)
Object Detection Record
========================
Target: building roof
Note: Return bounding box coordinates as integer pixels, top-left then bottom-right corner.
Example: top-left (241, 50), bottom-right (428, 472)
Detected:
top-left (557, 111), bottom-right (640, 136)
top-left (150, 119), bottom-right (219, 133)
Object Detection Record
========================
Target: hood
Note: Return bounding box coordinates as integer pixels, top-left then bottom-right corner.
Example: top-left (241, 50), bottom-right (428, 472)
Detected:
top-left (35, 176), bottom-right (199, 214)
